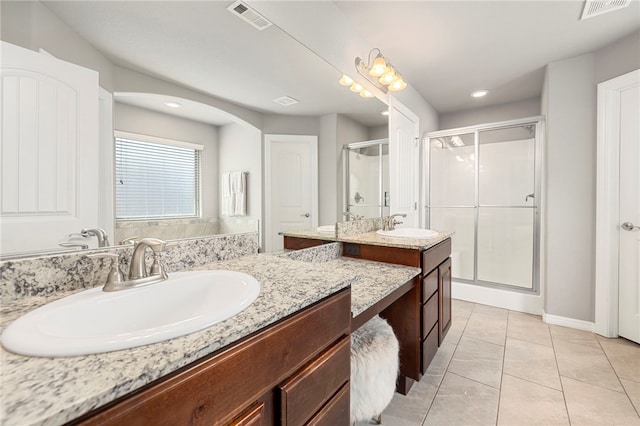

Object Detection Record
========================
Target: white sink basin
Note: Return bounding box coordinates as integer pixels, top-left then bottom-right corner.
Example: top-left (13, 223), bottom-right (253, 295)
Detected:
top-left (1, 270), bottom-right (260, 357)
top-left (376, 228), bottom-right (439, 239)
top-left (316, 225), bottom-right (335, 233)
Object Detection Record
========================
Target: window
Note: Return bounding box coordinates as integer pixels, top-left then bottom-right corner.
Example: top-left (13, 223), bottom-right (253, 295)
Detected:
top-left (114, 131), bottom-right (202, 220)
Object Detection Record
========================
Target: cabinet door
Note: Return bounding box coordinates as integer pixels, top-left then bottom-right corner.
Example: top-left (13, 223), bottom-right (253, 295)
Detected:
top-left (305, 383), bottom-right (350, 426)
top-left (438, 258), bottom-right (452, 345)
top-left (229, 402), bottom-right (266, 426)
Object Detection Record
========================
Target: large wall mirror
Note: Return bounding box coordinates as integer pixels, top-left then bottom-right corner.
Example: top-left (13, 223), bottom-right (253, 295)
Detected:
top-left (0, 1), bottom-right (388, 258)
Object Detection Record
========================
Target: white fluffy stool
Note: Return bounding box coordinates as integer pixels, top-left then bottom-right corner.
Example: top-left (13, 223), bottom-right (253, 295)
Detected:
top-left (350, 315), bottom-right (399, 425)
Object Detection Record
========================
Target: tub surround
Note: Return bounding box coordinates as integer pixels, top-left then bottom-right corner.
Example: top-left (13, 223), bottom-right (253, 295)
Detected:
top-left (0, 242), bottom-right (420, 425)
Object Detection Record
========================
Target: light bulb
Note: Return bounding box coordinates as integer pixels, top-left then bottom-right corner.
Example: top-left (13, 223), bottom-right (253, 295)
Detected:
top-left (360, 89), bottom-right (374, 98)
top-left (339, 74), bottom-right (354, 86)
top-left (379, 66), bottom-right (398, 85)
top-left (388, 76), bottom-right (407, 91)
top-left (369, 55), bottom-right (388, 77)
top-left (350, 83), bottom-right (363, 93)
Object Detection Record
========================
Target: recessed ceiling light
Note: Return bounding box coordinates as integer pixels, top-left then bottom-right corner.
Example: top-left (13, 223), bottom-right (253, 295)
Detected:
top-left (381, 111), bottom-right (390, 116)
top-left (164, 101), bottom-right (182, 108)
top-left (470, 89), bottom-right (489, 98)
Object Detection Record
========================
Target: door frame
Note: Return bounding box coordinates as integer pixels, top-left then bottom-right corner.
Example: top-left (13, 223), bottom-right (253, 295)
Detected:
top-left (594, 69), bottom-right (640, 338)
top-left (264, 134), bottom-right (318, 252)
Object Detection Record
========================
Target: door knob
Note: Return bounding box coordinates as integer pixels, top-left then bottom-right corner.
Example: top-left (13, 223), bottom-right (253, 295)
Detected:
top-left (525, 193), bottom-right (535, 202)
top-left (621, 222), bottom-right (639, 231)
top-left (301, 213), bottom-right (310, 218)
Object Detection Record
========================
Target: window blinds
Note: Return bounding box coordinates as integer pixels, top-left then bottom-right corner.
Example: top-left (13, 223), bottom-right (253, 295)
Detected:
top-left (115, 137), bottom-right (200, 220)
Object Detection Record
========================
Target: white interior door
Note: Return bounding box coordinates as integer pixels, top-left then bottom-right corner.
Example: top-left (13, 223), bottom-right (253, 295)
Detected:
top-left (618, 76), bottom-right (640, 344)
top-left (1, 41), bottom-right (99, 255)
top-left (388, 96), bottom-right (419, 228)
top-left (264, 134), bottom-right (318, 252)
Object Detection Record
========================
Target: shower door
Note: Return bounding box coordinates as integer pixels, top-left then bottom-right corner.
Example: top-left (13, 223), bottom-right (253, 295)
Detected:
top-left (426, 118), bottom-right (542, 292)
top-left (344, 140), bottom-right (389, 219)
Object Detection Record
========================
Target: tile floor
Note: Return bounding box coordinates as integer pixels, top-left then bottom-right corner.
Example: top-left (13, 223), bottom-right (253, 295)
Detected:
top-left (360, 299), bottom-right (640, 425)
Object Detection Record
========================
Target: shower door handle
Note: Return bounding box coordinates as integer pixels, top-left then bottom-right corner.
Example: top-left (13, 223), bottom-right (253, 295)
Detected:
top-left (525, 193), bottom-right (535, 202)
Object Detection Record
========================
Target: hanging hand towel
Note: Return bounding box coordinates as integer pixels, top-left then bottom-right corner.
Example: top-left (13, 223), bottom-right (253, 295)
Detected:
top-left (222, 171), bottom-right (247, 216)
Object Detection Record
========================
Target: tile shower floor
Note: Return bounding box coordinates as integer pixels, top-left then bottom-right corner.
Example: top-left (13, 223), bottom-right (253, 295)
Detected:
top-left (360, 299), bottom-right (640, 426)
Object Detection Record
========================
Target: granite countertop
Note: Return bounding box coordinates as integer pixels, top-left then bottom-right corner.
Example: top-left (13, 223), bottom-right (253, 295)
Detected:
top-left (338, 230), bottom-right (453, 250)
top-left (283, 227), bottom-right (453, 251)
top-left (280, 228), bottom-right (338, 241)
top-left (0, 250), bottom-right (419, 426)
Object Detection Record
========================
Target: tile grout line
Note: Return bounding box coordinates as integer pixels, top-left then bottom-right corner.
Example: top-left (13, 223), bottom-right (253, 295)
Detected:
top-left (495, 312), bottom-right (511, 426)
top-left (421, 303), bottom-right (475, 426)
top-left (595, 336), bottom-right (640, 418)
top-left (549, 326), bottom-right (573, 426)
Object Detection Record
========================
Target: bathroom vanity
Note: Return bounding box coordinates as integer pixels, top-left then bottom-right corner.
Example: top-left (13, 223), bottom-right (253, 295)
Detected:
top-left (0, 237), bottom-right (421, 425)
top-left (283, 228), bottom-right (452, 394)
top-left (75, 289), bottom-right (352, 425)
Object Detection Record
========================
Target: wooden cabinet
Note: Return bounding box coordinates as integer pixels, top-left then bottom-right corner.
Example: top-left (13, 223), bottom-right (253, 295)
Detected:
top-left (341, 238), bottom-right (452, 389)
top-left (438, 258), bottom-right (452, 346)
top-left (73, 289), bottom-right (351, 426)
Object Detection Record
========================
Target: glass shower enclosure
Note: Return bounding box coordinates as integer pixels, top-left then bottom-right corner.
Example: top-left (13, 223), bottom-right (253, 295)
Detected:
top-left (425, 118), bottom-right (543, 292)
top-left (343, 139), bottom-right (389, 219)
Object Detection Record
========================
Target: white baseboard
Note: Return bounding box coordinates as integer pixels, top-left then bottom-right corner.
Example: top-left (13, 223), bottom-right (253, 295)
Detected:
top-left (452, 281), bottom-right (543, 315)
top-left (542, 311), bottom-right (595, 332)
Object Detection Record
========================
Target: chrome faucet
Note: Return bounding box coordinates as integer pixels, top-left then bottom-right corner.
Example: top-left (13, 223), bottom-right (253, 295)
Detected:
top-left (88, 237), bottom-right (168, 292)
top-left (383, 213), bottom-right (407, 231)
top-left (81, 228), bottom-right (110, 247)
top-left (343, 211), bottom-right (364, 221)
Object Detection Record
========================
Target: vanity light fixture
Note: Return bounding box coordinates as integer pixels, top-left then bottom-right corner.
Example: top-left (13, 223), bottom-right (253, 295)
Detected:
top-left (164, 101), bottom-right (182, 108)
top-left (470, 89), bottom-right (489, 98)
top-left (355, 48), bottom-right (407, 93)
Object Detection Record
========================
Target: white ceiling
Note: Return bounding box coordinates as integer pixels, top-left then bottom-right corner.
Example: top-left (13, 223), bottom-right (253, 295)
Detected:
top-left (334, 0), bottom-right (640, 113)
top-left (43, 0), bottom-right (639, 125)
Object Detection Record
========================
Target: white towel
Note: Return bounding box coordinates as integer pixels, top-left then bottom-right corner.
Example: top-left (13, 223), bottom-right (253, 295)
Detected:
top-left (221, 171), bottom-right (246, 216)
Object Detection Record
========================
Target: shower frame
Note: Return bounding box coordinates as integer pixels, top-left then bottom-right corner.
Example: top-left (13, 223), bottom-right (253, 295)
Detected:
top-left (424, 116), bottom-right (544, 294)
top-left (343, 139), bottom-right (389, 219)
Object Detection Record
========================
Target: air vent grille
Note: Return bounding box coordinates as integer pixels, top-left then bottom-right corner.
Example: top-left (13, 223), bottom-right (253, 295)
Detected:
top-left (273, 96), bottom-right (299, 107)
top-left (227, 0), bottom-right (273, 30)
top-left (581, 0), bottom-right (631, 19)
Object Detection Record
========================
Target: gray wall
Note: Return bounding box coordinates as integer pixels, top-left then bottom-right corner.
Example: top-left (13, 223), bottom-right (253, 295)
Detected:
top-left (439, 97), bottom-right (542, 130)
top-left (113, 103), bottom-right (219, 219)
top-left (543, 30), bottom-right (640, 322)
top-left (543, 54), bottom-right (597, 322)
top-left (218, 123), bottom-right (262, 221)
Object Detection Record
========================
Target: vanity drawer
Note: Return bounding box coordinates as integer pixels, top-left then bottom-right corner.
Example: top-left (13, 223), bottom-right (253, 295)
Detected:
top-left (306, 382), bottom-right (350, 426)
top-left (76, 289), bottom-right (351, 426)
top-left (422, 239), bottom-right (451, 275)
top-left (278, 337), bottom-right (350, 426)
top-left (422, 269), bottom-right (438, 303)
top-left (422, 292), bottom-right (438, 338)
top-left (422, 323), bottom-right (439, 373)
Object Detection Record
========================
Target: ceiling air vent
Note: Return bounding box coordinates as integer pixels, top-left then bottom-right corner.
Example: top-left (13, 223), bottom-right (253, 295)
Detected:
top-left (227, 1), bottom-right (273, 30)
top-left (581, 0), bottom-right (631, 19)
top-left (273, 96), bottom-right (299, 107)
